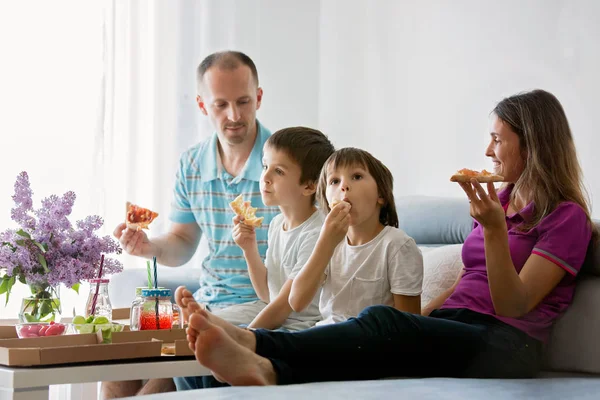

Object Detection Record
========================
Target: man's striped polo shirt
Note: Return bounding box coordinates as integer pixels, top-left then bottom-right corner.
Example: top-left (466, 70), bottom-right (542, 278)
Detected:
top-left (169, 121), bottom-right (279, 308)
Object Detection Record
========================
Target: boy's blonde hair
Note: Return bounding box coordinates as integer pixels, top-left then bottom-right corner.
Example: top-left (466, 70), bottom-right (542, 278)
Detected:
top-left (317, 148), bottom-right (399, 228)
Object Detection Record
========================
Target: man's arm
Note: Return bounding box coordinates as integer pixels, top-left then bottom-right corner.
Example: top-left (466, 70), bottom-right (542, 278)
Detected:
top-left (114, 222), bottom-right (201, 267)
top-left (248, 279), bottom-right (295, 330)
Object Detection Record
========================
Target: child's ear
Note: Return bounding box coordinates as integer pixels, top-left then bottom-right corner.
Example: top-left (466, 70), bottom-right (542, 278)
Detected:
top-left (303, 181), bottom-right (317, 197)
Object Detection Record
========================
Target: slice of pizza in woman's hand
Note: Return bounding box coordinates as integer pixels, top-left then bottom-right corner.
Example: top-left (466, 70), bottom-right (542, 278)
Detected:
top-left (229, 194), bottom-right (264, 227)
top-left (450, 168), bottom-right (504, 183)
top-left (126, 201), bottom-right (159, 230)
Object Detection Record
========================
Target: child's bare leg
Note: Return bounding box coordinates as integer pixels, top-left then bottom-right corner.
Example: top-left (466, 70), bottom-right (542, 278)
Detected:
top-left (187, 312), bottom-right (277, 386)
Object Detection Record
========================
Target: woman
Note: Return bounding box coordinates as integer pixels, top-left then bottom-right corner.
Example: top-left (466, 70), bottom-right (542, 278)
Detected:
top-left (182, 89), bottom-right (595, 385)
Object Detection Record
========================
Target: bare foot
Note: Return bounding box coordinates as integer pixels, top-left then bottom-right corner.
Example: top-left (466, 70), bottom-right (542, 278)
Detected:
top-left (175, 286), bottom-right (205, 323)
top-left (188, 312), bottom-right (276, 386)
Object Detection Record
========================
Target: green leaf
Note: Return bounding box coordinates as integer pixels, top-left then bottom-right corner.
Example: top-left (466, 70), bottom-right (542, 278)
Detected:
top-left (4, 276), bottom-right (15, 306)
top-left (37, 254), bottom-right (49, 272)
top-left (1, 242), bottom-right (16, 251)
top-left (15, 240), bottom-right (25, 246)
top-left (16, 229), bottom-right (31, 239)
top-left (33, 241), bottom-right (46, 253)
top-left (71, 283), bottom-right (80, 294)
top-left (0, 276), bottom-right (9, 295)
top-left (18, 274), bottom-right (26, 284)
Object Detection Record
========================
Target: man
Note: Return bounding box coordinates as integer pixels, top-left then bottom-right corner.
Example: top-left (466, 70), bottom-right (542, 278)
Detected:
top-left (102, 51), bottom-right (279, 398)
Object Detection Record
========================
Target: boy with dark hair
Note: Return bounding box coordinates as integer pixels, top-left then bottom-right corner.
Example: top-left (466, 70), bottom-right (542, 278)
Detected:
top-left (174, 127), bottom-right (335, 390)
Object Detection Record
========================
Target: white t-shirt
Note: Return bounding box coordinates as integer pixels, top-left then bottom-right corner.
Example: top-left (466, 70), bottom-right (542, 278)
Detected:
top-left (265, 210), bottom-right (324, 329)
top-left (316, 226), bottom-right (423, 326)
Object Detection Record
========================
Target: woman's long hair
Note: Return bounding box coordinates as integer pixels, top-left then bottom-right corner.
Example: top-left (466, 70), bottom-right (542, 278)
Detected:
top-left (493, 89), bottom-right (595, 237)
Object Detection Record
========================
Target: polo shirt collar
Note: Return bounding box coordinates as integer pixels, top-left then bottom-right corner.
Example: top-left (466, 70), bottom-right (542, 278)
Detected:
top-left (499, 184), bottom-right (534, 221)
top-left (198, 120), bottom-right (267, 183)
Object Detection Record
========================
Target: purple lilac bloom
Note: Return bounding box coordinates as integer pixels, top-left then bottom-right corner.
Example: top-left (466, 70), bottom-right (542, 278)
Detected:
top-left (1, 172), bottom-right (124, 290)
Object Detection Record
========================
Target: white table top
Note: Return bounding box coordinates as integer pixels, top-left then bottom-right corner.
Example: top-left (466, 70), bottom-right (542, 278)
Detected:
top-left (0, 357), bottom-right (210, 390)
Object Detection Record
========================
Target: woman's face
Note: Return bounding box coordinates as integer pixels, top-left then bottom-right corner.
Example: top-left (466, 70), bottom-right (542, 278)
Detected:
top-left (485, 115), bottom-right (527, 183)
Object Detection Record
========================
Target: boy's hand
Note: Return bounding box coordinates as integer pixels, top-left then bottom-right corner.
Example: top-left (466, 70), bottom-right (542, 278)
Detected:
top-left (321, 201), bottom-right (350, 247)
top-left (232, 215), bottom-right (258, 252)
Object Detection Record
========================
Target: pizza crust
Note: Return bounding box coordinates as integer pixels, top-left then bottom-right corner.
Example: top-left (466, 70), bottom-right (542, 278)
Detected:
top-left (450, 169), bottom-right (504, 183)
top-left (229, 195), bottom-right (264, 227)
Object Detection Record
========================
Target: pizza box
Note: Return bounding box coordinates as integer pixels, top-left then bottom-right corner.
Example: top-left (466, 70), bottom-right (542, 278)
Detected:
top-left (0, 330), bottom-right (162, 367)
top-left (112, 307), bottom-right (131, 321)
top-left (111, 329), bottom-right (194, 356)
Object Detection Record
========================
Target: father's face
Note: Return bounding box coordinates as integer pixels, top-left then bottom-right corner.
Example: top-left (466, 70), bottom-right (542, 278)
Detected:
top-left (197, 66), bottom-right (263, 146)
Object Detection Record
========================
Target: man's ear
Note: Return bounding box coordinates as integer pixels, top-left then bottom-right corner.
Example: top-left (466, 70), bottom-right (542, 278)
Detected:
top-left (256, 87), bottom-right (264, 110)
top-left (196, 95), bottom-right (208, 116)
top-left (303, 181), bottom-right (317, 197)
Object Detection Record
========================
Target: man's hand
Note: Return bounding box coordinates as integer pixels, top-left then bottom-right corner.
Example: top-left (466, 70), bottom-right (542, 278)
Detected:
top-left (113, 223), bottom-right (158, 258)
top-left (232, 215), bottom-right (258, 252)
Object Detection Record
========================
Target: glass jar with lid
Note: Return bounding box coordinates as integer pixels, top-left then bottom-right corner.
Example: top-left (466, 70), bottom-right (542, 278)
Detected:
top-left (133, 288), bottom-right (182, 330)
top-left (130, 286), bottom-right (164, 330)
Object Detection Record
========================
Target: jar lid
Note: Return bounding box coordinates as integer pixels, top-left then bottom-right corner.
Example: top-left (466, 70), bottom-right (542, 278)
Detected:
top-left (135, 286), bottom-right (165, 296)
top-left (88, 278), bottom-right (109, 284)
top-left (141, 288), bottom-right (171, 297)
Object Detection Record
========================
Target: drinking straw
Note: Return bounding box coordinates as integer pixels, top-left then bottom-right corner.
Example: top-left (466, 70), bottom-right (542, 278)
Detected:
top-left (90, 254), bottom-right (105, 316)
top-left (153, 256), bottom-right (160, 329)
top-left (146, 260), bottom-right (152, 288)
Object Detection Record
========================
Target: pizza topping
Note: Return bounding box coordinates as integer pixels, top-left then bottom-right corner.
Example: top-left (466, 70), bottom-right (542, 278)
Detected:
top-left (126, 202), bottom-right (159, 230)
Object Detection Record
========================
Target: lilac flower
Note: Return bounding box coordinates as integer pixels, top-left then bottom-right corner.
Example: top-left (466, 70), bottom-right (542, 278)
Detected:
top-left (0, 172), bottom-right (123, 297)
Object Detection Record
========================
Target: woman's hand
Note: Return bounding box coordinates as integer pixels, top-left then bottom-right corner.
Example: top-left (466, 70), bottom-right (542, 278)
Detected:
top-left (321, 201), bottom-right (351, 247)
top-left (458, 180), bottom-right (505, 231)
top-left (232, 215), bottom-right (257, 252)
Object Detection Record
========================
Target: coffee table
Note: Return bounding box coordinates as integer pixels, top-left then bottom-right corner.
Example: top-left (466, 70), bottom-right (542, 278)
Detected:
top-left (0, 357), bottom-right (210, 400)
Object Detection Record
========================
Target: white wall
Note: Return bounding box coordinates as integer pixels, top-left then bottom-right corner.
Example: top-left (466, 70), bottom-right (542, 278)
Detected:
top-left (174, 0), bottom-right (600, 216)
top-left (315, 0), bottom-right (600, 211)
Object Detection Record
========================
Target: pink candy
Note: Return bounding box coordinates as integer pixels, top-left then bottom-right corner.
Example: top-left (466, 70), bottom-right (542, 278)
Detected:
top-left (17, 323), bottom-right (66, 338)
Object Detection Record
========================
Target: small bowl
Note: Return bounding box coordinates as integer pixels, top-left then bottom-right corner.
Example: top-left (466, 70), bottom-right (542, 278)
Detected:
top-left (69, 322), bottom-right (125, 343)
top-left (16, 322), bottom-right (68, 338)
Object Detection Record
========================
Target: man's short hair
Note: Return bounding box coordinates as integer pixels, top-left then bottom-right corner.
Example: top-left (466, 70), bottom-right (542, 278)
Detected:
top-left (197, 51), bottom-right (259, 91)
top-left (266, 127), bottom-right (335, 202)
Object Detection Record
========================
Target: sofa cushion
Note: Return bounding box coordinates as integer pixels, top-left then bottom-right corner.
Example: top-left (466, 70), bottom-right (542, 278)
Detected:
top-left (545, 275), bottom-right (600, 374)
top-left (420, 244), bottom-right (464, 309)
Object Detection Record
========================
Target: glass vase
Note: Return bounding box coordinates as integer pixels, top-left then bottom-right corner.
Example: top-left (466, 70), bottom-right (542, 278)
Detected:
top-left (18, 282), bottom-right (62, 323)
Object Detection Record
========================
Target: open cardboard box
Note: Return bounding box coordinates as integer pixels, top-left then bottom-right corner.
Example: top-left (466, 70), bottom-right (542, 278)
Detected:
top-left (0, 329), bottom-right (162, 367)
top-left (112, 328), bottom-right (194, 357)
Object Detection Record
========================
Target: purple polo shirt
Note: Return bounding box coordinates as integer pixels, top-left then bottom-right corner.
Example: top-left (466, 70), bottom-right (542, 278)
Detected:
top-left (441, 185), bottom-right (592, 342)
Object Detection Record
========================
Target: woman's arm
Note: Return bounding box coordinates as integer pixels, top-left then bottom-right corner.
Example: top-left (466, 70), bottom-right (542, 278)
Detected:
top-left (393, 294), bottom-right (421, 315)
top-left (484, 229), bottom-right (566, 318)
top-left (248, 279), bottom-right (294, 330)
top-left (461, 181), bottom-right (568, 318)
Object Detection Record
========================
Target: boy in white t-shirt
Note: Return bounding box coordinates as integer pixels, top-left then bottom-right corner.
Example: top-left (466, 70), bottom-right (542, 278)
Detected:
top-left (173, 127), bottom-right (335, 390)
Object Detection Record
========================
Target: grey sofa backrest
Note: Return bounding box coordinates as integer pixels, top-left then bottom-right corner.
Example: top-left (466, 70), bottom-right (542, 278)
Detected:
top-left (396, 196), bottom-right (472, 247)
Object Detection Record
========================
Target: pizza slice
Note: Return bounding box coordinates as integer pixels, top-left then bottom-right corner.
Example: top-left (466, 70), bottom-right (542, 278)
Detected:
top-left (229, 194), bottom-right (264, 227)
top-left (450, 168), bottom-right (504, 183)
top-left (126, 201), bottom-right (159, 230)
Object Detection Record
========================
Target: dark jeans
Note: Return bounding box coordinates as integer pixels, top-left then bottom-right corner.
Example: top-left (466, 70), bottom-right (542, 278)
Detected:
top-left (254, 306), bottom-right (544, 385)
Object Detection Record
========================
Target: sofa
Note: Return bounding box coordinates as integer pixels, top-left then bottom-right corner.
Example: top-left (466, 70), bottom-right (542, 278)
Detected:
top-left (112, 196), bottom-right (600, 399)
